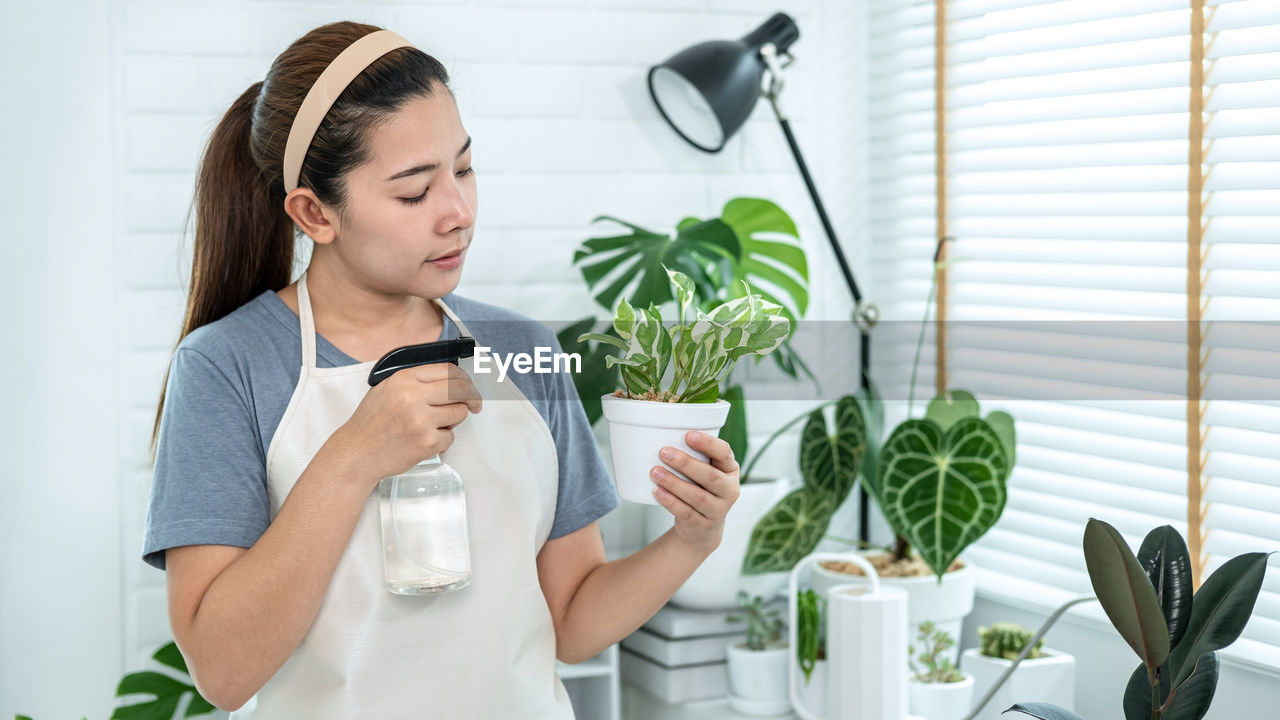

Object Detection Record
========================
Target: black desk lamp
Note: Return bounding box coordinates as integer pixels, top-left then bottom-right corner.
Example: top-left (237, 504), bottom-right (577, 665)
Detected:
top-left (647, 11), bottom-right (879, 541)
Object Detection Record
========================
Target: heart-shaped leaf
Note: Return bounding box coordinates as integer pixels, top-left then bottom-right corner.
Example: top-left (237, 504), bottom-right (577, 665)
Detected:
top-left (1165, 551), bottom-right (1270, 691)
top-left (1137, 525), bottom-right (1193, 649)
top-left (742, 488), bottom-right (837, 574)
top-left (1083, 519), bottom-right (1170, 673)
top-left (985, 410), bottom-right (1017, 475)
top-left (925, 389), bottom-right (981, 432)
top-left (877, 416), bottom-right (1009, 578)
top-left (1003, 703), bottom-right (1087, 720)
top-left (800, 396), bottom-right (865, 499)
top-left (742, 397), bottom-right (865, 574)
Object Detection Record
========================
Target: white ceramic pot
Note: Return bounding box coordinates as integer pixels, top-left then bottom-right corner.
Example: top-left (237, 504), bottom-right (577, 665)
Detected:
top-left (812, 553), bottom-right (976, 666)
top-left (908, 672), bottom-right (975, 720)
top-left (961, 647), bottom-right (1076, 720)
top-left (600, 394), bottom-right (732, 505)
top-left (726, 641), bottom-right (792, 716)
top-left (643, 476), bottom-right (790, 609)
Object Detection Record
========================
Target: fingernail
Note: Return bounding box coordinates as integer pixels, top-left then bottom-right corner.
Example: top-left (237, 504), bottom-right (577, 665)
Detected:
top-left (660, 447), bottom-right (675, 461)
top-left (651, 467), bottom-right (663, 480)
top-left (686, 431), bottom-right (699, 444)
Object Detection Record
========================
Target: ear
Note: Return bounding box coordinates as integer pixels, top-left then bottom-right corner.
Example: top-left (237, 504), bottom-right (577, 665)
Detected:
top-left (283, 188), bottom-right (339, 245)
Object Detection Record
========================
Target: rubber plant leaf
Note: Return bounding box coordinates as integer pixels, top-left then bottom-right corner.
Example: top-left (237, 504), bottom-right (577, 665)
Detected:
top-left (1082, 518), bottom-right (1170, 673)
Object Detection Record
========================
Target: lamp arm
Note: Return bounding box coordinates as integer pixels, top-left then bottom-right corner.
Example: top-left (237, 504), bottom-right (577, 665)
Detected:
top-left (761, 43), bottom-right (878, 542)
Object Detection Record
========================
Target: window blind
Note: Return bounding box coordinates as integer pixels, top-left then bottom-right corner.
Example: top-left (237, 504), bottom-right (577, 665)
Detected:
top-left (1199, 0), bottom-right (1280, 671)
top-left (867, 0), bottom-right (1280, 670)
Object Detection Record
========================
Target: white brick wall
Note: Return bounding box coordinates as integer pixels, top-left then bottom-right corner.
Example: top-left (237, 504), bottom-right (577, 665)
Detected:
top-left (111, 0), bottom-right (863, 693)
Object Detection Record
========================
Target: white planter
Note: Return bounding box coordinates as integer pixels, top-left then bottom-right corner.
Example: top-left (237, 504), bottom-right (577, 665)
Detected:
top-left (643, 476), bottom-right (790, 609)
top-left (600, 394), bottom-right (731, 505)
top-left (961, 647), bottom-right (1076, 720)
top-left (726, 641), bottom-right (792, 716)
top-left (812, 554), bottom-right (976, 666)
top-left (908, 672), bottom-right (975, 720)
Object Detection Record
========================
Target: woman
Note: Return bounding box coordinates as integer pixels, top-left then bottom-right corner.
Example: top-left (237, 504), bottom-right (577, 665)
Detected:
top-left (142, 21), bottom-right (741, 719)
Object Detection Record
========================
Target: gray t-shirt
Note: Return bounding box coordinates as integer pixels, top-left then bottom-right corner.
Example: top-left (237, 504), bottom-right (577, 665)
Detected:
top-left (142, 288), bottom-right (619, 571)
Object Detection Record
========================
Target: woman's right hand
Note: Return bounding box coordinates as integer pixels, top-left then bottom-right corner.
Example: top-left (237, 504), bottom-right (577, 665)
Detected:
top-left (334, 363), bottom-right (483, 487)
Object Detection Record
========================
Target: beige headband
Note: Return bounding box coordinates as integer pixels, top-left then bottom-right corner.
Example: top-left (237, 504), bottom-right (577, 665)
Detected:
top-left (282, 30), bottom-right (415, 194)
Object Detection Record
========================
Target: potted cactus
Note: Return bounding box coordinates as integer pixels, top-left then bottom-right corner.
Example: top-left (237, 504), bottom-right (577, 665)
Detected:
top-left (726, 590), bottom-right (791, 716)
top-left (578, 266), bottom-right (791, 504)
top-left (908, 620), bottom-right (975, 720)
top-left (961, 622), bottom-right (1076, 720)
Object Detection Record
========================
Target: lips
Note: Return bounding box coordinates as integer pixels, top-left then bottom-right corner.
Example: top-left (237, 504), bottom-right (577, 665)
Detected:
top-left (429, 245), bottom-right (467, 262)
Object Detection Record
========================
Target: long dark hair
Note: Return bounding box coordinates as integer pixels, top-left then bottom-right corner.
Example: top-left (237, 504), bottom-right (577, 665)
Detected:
top-left (149, 21), bottom-right (451, 465)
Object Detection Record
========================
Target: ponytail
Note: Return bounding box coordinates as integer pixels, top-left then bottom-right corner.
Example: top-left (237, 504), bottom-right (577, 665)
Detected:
top-left (147, 21), bottom-right (452, 466)
top-left (147, 81), bottom-right (293, 464)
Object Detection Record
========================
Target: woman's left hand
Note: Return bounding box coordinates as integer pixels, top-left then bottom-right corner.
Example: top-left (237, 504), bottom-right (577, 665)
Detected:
top-left (651, 430), bottom-right (741, 552)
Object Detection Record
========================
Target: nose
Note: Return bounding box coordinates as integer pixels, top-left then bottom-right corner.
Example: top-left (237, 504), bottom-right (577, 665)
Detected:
top-left (437, 174), bottom-right (476, 235)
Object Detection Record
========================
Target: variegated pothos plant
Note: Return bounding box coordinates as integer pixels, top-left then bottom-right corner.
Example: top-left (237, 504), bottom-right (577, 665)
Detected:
top-left (577, 266), bottom-right (792, 403)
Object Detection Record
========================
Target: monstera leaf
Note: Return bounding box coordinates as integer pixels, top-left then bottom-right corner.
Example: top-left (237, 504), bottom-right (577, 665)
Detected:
top-left (719, 197), bottom-right (809, 325)
top-left (573, 215), bottom-right (741, 312)
top-left (742, 395), bottom-right (866, 574)
top-left (112, 642), bottom-right (215, 719)
top-left (876, 414), bottom-right (1010, 579)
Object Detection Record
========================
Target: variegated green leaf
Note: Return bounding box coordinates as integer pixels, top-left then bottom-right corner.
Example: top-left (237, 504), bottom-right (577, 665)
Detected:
top-left (877, 417), bottom-right (1009, 579)
top-left (665, 265), bottom-right (696, 311)
top-left (742, 489), bottom-right (837, 574)
top-left (614, 297), bottom-right (636, 341)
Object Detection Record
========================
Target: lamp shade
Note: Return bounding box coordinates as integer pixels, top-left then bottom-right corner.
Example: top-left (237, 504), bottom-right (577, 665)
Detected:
top-left (647, 12), bottom-right (799, 153)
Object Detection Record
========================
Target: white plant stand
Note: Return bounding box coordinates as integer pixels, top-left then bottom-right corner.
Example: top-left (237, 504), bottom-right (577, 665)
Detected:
top-left (559, 644), bottom-right (621, 720)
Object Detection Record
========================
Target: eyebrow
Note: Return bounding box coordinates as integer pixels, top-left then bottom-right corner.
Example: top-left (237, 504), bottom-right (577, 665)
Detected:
top-left (384, 136), bottom-right (472, 181)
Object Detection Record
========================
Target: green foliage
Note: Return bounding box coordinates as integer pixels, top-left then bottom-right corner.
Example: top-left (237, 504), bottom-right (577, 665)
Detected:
top-left (563, 196), bottom-right (816, 465)
top-left (978, 622), bottom-right (1044, 660)
top-left (14, 641), bottom-right (214, 720)
top-left (727, 590), bottom-right (785, 651)
top-left (742, 395), bottom-right (867, 574)
top-left (876, 395), bottom-right (1012, 580)
top-left (1007, 521), bottom-right (1271, 720)
top-left (909, 621), bottom-right (965, 684)
top-left (796, 588), bottom-right (825, 683)
top-left (578, 266), bottom-right (791, 403)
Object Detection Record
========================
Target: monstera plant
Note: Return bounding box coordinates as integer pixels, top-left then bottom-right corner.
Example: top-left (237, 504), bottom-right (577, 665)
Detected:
top-left (1006, 519), bottom-right (1270, 720)
top-left (556, 197), bottom-right (813, 473)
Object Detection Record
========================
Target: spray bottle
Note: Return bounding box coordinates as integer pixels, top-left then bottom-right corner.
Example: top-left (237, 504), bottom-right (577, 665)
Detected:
top-left (367, 336), bottom-right (477, 595)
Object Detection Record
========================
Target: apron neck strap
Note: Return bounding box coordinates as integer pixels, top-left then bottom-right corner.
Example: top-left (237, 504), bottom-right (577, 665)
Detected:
top-left (297, 270), bottom-right (319, 370)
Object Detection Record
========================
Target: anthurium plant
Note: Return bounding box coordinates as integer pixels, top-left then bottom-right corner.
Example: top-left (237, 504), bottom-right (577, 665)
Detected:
top-left (577, 266), bottom-right (792, 403)
top-left (740, 238), bottom-right (1016, 581)
top-left (1006, 519), bottom-right (1271, 720)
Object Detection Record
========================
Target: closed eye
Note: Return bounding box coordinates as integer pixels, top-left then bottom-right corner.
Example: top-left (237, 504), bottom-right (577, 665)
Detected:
top-left (399, 167), bottom-right (476, 205)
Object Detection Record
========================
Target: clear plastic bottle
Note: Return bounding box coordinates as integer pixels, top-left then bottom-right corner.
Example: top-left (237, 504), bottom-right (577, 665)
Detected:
top-left (377, 454), bottom-right (471, 595)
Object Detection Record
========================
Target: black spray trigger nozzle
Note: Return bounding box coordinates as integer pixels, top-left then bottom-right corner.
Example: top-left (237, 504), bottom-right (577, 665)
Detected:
top-left (367, 336), bottom-right (477, 387)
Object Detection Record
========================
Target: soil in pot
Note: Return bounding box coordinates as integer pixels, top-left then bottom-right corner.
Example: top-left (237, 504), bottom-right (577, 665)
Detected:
top-left (819, 553), bottom-right (964, 578)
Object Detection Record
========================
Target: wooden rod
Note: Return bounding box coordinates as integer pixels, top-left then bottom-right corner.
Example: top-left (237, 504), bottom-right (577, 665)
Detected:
top-left (1187, 0), bottom-right (1208, 589)
top-left (934, 0), bottom-right (949, 397)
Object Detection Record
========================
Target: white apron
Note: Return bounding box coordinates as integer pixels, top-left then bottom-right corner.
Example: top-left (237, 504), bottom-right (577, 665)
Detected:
top-left (231, 270), bottom-right (573, 719)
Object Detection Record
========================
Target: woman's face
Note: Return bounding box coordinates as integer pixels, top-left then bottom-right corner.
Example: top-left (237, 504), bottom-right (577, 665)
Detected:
top-left (325, 86), bottom-right (477, 300)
